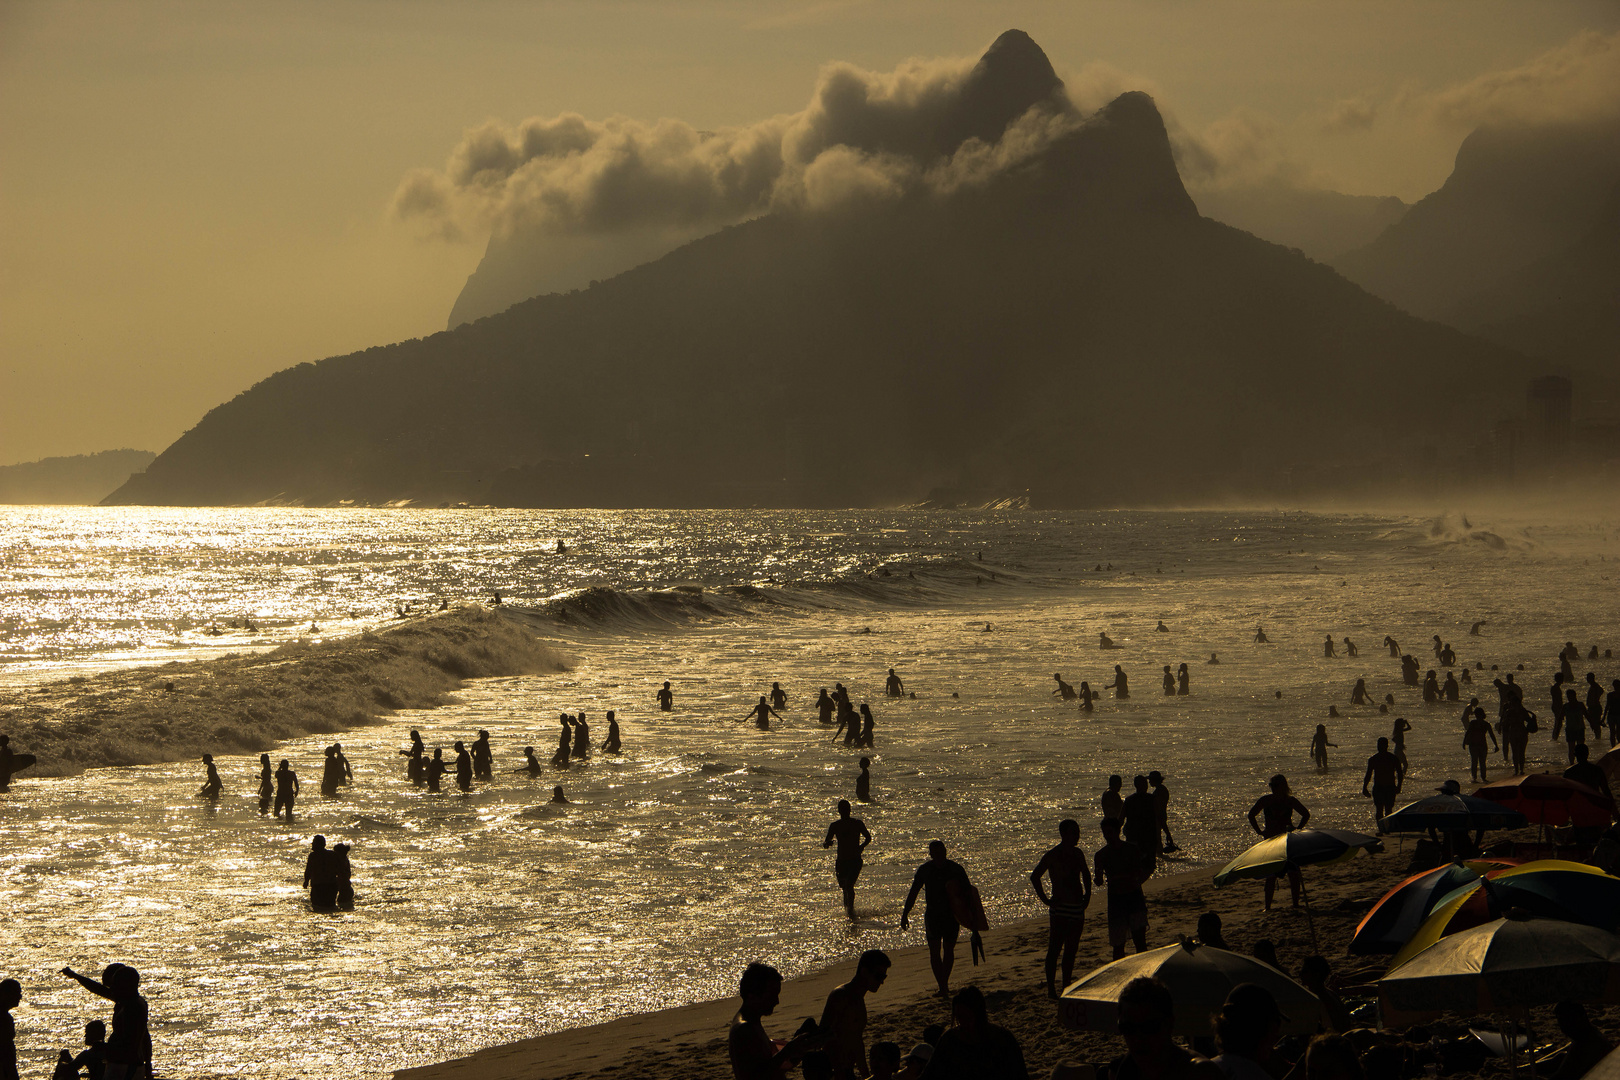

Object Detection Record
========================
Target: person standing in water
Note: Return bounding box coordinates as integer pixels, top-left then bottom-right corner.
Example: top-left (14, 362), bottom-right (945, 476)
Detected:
top-left (1323, 636), bottom-right (1338, 658)
top-left (601, 711), bottom-right (622, 754)
top-left (1351, 679), bottom-right (1373, 706)
top-left (856, 757), bottom-right (871, 802)
top-left (332, 842), bottom-right (354, 910)
top-left (885, 668), bottom-right (904, 698)
top-left (1, 978), bottom-right (19, 1080)
top-left (1384, 635), bottom-right (1400, 657)
top-left (273, 759), bottom-right (299, 820)
top-left (857, 704), bottom-right (876, 748)
top-left (516, 746), bottom-right (542, 776)
top-left (471, 730), bottom-right (493, 780)
top-left (1161, 666), bottom-right (1175, 696)
top-left (551, 721), bottom-right (572, 769)
top-left (257, 754), bottom-right (273, 814)
top-left (571, 713), bottom-right (591, 759)
top-left (656, 681), bottom-right (674, 712)
top-left (1361, 738), bottom-right (1404, 823)
top-left (1030, 818), bottom-right (1092, 998)
top-left (1343, 637), bottom-right (1359, 658)
top-left (400, 730), bottom-right (425, 784)
top-left (1248, 775), bottom-right (1310, 910)
top-left (320, 745), bottom-right (344, 797)
top-left (1176, 663), bottom-right (1190, 695)
top-left (1105, 665), bottom-right (1129, 699)
top-left (1120, 775), bottom-right (1159, 873)
top-left (1148, 772), bottom-right (1178, 853)
top-left (426, 748), bottom-right (448, 792)
top-left (453, 741), bottom-right (473, 792)
top-left (198, 755), bottom-right (222, 800)
top-left (1254, 626), bottom-right (1269, 643)
top-left (816, 688), bottom-right (836, 723)
top-left (744, 696), bottom-right (782, 731)
top-left (769, 682), bottom-right (788, 710)
top-left (1310, 725), bottom-right (1337, 770)
top-left (304, 835), bottom-right (337, 909)
top-left (1078, 681), bottom-right (1095, 712)
top-left (60, 965), bottom-right (149, 1080)
top-left (823, 800), bottom-right (872, 921)
top-left (1464, 706), bottom-right (1499, 781)
top-left (1391, 716), bottom-right (1412, 771)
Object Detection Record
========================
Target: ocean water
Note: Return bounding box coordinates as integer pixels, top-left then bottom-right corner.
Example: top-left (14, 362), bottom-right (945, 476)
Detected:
top-left (2, 506), bottom-right (1618, 1079)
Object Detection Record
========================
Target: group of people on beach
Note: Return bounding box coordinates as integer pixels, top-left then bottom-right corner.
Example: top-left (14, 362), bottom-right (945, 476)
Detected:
top-left (3, 964), bottom-right (151, 1080)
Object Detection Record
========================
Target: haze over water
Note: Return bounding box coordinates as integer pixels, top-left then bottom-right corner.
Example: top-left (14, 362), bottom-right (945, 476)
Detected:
top-left (2, 507), bottom-right (1618, 1079)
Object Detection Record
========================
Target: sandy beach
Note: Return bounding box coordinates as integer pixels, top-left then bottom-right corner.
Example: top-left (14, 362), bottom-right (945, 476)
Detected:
top-left (398, 850), bottom-right (1424, 1080)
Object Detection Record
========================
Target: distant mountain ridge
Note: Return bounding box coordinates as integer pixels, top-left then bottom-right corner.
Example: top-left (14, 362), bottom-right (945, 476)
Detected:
top-left (1, 449), bottom-right (156, 505)
top-left (1192, 182), bottom-right (1408, 263)
top-left (108, 33), bottom-right (1530, 510)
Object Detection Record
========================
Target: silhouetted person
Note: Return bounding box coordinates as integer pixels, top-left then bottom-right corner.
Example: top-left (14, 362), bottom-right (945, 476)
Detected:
top-left (818, 950), bottom-right (891, 1080)
top-left (1552, 1000), bottom-right (1615, 1080)
top-left (885, 668), bottom-right (904, 697)
top-left (1030, 818), bottom-right (1092, 998)
top-left (198, 754), bottom-right (222, 800)
top-left (1607, 679), bottom-right (1620, 747)
top-left (453, 741), bottom-right (473, 791)
top-left (1, 978), bottom-right (18, 1080)
top-left (60, 965), bottom-right (148, 1080)
top-left (1176, 663), bottom-right (1190, 695)
top-left (273, 759), bottom-right (298, 820)
top-left (551, 721), bottom-right (572, 769)
top-left (769, 682), bottom-right (788, 709)
top-left (1120, 775), bottom-right (1159, 872)
top-left (1563, 688), bottom-right (1588, 764)
top-left (601, 711), bottom-right (621, 754)
top-left (1440, 642), bottom-right (1456, 667)
top-left (1100, 775), bottom-right (1124, 822)
top-left (1105, 665), bottom-right (1129, 699)
top-left (1148, 771), bottom-right (1178, 853)
top-left (427, 748), bottom-right (448, 792)
top-left (332, 842), bottom-right (354, 910)
top-left (1565, 743), bottom-right (1613, 801)
top-left (1470, 621), bottom-right (1486, 635)
top-left (400, 729), bottom-right (425, 784)
top-left (256, 754), bottom-right (273, 814)
top-left (571, 713), bottom-right (591, 758)
top-left (1078, 681), bottom-right (1095, 712)
top-left (1099, 632), bottom-right (1119, 650)
top-left (1323, 636), bottom-right (1337, 659)
top-left (1361, 737), bottom-right (1404, 823)
top-left (824, 800), bottom-right (872, 921)
top-left (1351, 679), bottom-right (1372, 706)
top-left (321, 744), bottom-right (344, 797)
top-left (1108, 977), bottom-right (1202, 1079)
top-left (1094, 817), bottom-right (1148, 959)
top-left (1391, 714), bottom-right (1412, 771)
top-left (517, 746), bottom-right (541, 775)
top-left (304, 834), bottom-right (337, 909)
top-left (1196, 912), bottom-right (1228, 949)
top-left (1343, 637), bottom-right (1358, 658)
top-left (550, 785), bottom-right (568, 803)
top-left (1161, 666), bottom-right (1175, 696)
top-left (1156, 620), bottom-right (1169, 633)
top-left (924, 985), bottom-right (1028, 1079)
top-left (656, 681), bottom-right (673, 711)
top-left (1311, 724), bottom-right (1337, 771)
top-left (1585, 672), bottom-right (1605, 741)
top-left (1052, 674), bottom-right (1076, 700)
top-left (856, 757), bottom-right (871, 802)
top-left (1384, 635), bottom-right (1400, 657)
top-left (816, 688), bottom-right (835, 723)
top-left (1465, 707), bottom-right (1498, 781)
top-left (900, 840), bottom-right (972, 998)
top-left (472, 730), bottom-right (493, 780)
top-left (1206, 652), bottom-right (1220, 665)
top-left (1254, 626), bottom-right (1269, 643)
top-left (1443, 671), bottom-right (1460, 701)
top-left (1248, 774), bottom-right (1309, 910)
top-left (74, 1021), bottom-right (105, 1080)
top-left (728, 963), bottom-right (815, 1080)
top-left (1401, 654), bottom-right (1420, 686)
top-left (1423, 670), bottom-right (1441, 703)
top-left (745, 696), bottom-right (782, 731)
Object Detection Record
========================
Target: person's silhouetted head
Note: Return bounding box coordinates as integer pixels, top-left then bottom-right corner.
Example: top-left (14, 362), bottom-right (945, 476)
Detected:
top-left (1058, 818), bottom-right (1079, 843)
top-left (1250, 940), bottom-right (1279, 969)
top-left (1214, 983), bottom-right (1284, 1059)
top-left (859, 757), bottom-right (870, 769)
top-left (454, 740), bottom-right (465, 751)
top-left (1116, 977), bottom-right (1175, 1061)
top-left (1268, 774), bottom-right (1289, 795)
top-left (202, 753), bottom-right (212, 764)
top-left (1376, 737), bottom-right (1389, 751)
top-left (551, 785), bottom-right (567, 802)
top-left (950, 985), bottom-right (988, 1033)
top-left (856, 949), bottom-right (891, 990)
top-left (0, 979), bottom-right (19, 1011)
top-left (738, 962), bottom-right (782, 1015)
top-left (279, 759), bottom-right (289, 770)
top-left (1148, 771), bottom-right (1163, 785)
top-left (1133, 775), bottom-right (1148, 793)
top-left (928, 839), bottom-right (946, 861)
top-left (837, 799), bottom-right (851, 817)
top-left (869, 1041), bottom-right (902, 1076)
top-left (663, 681), bottom-right (671, 689)
top-left (1101, 817), bottom-right (1121, 842)
top-left (524, 746), bottom-right (534, 754)
top-left (311, 835), bottom-right (326, 849)
top-left (1576, 743), bottom-right (1591, 762)
top-left (84, 1020), bottom-right (104, 1045)
top-left (1298, 955), bottom-right (1332, 989)
top-left (1196, 911), bottom-right (1225, 947)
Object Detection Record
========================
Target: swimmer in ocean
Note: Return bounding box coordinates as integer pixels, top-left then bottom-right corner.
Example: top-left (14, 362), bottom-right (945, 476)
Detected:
top-left (1470, 621), bottom-right (1486, 636)
top-left (1254, 626), bottom-right (1269, 643)
top-left (198, 754), bottom-right (222, 800)
top-left (1161, 666), bottom-right (1175, 695)
top-left (857, 704), bottom-right (876, 748)
top-left (1343, 637), bottom-right (1359, 658)
top-left (1351, 679), bottom-right (1373, 706)
top-left (816, 688), bottom-right (836, 723)
top-left (856, 757), bottom-right (871, 802)
top-left (550, 785), bottom-right (568, 803)
top-left (274, 759), bottom-right (299, 819)
top-left (1052, 674), bottom-right (1077, 700)
top-left (769, 682), bottom-right (788, 710)
top-left (1155, 621), bottom-right (1169, 633)
top-left (1105, 665), bottom-right (1129, 699)
top-left (453, 740), bottom-right (473, 791)
top-left (885, 669), bottom-right (905, 697)
top-left (1323, 636), bottom-right (1338, 659)
top-left (1078, 681), bottom-right (1095, 712)
top-left (1384, 635), bottom-right (1400, 657)
top-left (744, 696), bottom-right (783, 730)
top-left (601, 712), bottom-right (622, 754)
top-left (1100, 632), bottom-right (1120, 650)
top-left (427, 748), bottom-right (449, 791)
top-left (516, 746), bottom-right (542, 775)
top-left (1206, 653), bottom-right (1220, 665)
top-left (656, 681), bottom-right (674, 711)
top-left (257, 754), bottom-right (273, 814)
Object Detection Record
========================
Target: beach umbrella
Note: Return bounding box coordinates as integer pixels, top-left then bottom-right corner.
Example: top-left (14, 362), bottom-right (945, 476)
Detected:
top-left (1350, 860), bottom-right (1516, 955)
top-left (1379, 916), bottom-right (1620, 1018)
top-left (1473, 773), bottom-right (1614, 828)
top-left (1057, 940), bottom-right (1320, 1037)
top-left (1213, 829), bottom-right (1383, 886)
top-left (1388, 860), bottom-right (1620, 968)
top-left (1377, 794), bottom-right (1528, 835)
top-left (1599, 747), bottom-right (1620, 788)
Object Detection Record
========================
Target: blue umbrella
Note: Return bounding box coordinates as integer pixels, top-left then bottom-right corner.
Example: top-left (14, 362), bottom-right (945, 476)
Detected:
top-left (1378, 793), bottom-right (1528, 835)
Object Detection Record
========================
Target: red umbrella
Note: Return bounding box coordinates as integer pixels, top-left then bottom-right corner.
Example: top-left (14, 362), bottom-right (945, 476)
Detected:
top-left (1473, 773), bottom-right (1614, 828)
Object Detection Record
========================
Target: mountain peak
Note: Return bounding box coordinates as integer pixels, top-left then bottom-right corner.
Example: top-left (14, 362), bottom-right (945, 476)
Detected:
top-left (945, 30), bottom-right (1069, 151)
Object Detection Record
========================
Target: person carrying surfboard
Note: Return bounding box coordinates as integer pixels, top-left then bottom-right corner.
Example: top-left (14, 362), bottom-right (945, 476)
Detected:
top-left (900, 840), bottom-right (985, 999)
top-left (0, 735), bottom-right (35, 792)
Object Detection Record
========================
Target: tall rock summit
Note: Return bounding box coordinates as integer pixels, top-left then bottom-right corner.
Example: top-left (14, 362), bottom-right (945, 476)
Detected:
top-left (109, 33), bottom-right (1528, 509)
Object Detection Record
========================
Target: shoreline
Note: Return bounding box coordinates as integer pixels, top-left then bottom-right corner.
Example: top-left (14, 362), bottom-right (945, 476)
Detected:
top-left (394, 859), bottom-right (1393, 1080)
top-left (0, 607), bottom-right (569, 778)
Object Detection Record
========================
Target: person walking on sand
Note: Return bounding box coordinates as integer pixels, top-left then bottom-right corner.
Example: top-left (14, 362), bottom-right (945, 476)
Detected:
top-left (1361, 737), bottom-right (1405, 824)
top-left (727, 963), bottom-right (817, 1080)
top-left (257, 754), bottom-right (273, 814)
top-left (1105, 665), bottom-right (1130, 700)
top-left (656, 681), bottom-right (674, 712)
top-left (1247, 775), bottom-right (1309, 911)
top-left (453, 741), bottom-right (473, 792)
top-left (273, 759), bottom-right (299, 820)
top-left (1464, 707), bottom-right (1499, 782)
top-left (471, 730), bottom-right (493, 781)
top-left (1310, 725), bottom-right (1337, 771)
top-left (744, 696), bottom-right (782, 731)
top-left (1094, 818), bottom-right (1149, 959)
top-left (885, 668), bottom-right (905, 698)
top-left (900, 840), bottom-right (973, 998)
top-left (197, 754), bottom-right (222, 800)
top-left (1148, 772), bottom-right (1179, 853)
top-left (1030, 819), bottom-right (1092, 998)
top-left (823, 800), bottom-right (872, 921)
top-left (817, 950), bottom-right (891, 1080)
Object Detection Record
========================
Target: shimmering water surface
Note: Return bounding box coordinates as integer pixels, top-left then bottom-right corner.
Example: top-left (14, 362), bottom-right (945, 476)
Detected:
top-left (2, 507), bottom-right (1617, 1079)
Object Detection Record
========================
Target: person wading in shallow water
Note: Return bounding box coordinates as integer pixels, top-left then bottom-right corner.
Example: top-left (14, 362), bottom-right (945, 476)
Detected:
top-left (273, 759), bottom-right (299, 820)
top-left (656, 681), bottom-right (673, 711)
top-left (1030, 818), bottom-right (1092, 999)
top-left (823, 800), bottom-right (872, 921)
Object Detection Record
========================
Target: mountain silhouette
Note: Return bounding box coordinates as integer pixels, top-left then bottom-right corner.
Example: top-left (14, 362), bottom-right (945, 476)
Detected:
top-left (1332, 117), bottom-right (1620, 323)
top-left (1193, 181), bottom-right (1407, 262)
top-left (107, 34), bottom-right (1530, 509)
top-left (1, 449), bottom-right (156, 505)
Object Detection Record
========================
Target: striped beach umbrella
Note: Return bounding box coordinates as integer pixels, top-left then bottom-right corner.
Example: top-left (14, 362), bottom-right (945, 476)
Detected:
top-left (1473, 773), bottom-right (1614, 828)
top-left (1350, 860), bottom-right (1516, 955)
top-left (1213, 829), bottom-right (1383, 886)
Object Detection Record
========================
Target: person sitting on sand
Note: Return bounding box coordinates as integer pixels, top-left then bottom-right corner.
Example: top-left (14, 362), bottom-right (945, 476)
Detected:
top-left (601, 712), bottom-right (622, 754)
top-left (516, 746), bottom-right (542, 776)
top-left (728, 963), bottom-right (818, 1080)
top-left (817, 950), bottom-right (890, 1080)
top-left (900, 841), bottom-right (973, 998)
top-left (1030, 818), bottom-right (1093, 999)
top-left (922, 986), bottom-right (1029, 1080)
top-left (273, 759), bottom-right (299, 820)
top-left (1094, 818), bottom-right (1149, 960)
top-left (1100, 632), bottom-right (1120, 650)
top-left (1248, 776), bottom-right (1309, 911)
top-left (1052, 674), bottom-right (1077, 701)
top-left (1106, 976), bottom-right (1219, 1080)
top-left (1195, 912), bottom-right (1228, 950)
top-left (1106, 665), bottom-right (1130, 699)
top-left (866, 1041), bottom-right (901, 1080)
top-left (1361, 738), bottom-right (1404, 824)
top-left (550, 786), bottom-right (569, 804)
top-left (198, 754), bottom-right (222, 800)
top-left (823, 800), bottom-right (872, 921)
top-left (656, 681), bottom-right (674, 712)
top-left (1298, 956), bottom-right (1352, 1034)
top-left (1310, 725), bottom-right (1337, 772)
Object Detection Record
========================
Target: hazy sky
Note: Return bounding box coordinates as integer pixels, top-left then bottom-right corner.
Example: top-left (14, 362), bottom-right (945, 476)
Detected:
top-left (3, 0), bottom-right (1617, 465)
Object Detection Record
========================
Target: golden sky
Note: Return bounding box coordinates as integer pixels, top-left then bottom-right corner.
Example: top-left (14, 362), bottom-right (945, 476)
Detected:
top-left (2, 0), bottom-right (1616, 465)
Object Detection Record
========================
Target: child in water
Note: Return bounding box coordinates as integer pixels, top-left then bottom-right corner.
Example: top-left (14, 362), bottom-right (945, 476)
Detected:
top-left (1310, 725), bottom-right (1337, 771)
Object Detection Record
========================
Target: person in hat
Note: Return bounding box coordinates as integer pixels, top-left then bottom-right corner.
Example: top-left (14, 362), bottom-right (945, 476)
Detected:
top-left (1210, 984), bottom-right (1287, 1079)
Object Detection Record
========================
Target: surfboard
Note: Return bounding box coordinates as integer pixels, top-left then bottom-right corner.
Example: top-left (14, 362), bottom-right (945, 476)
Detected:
top-left (1, 753), bottom-right (37, 783)
top-left (947, 878), bottom-right (989, 932)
